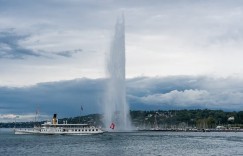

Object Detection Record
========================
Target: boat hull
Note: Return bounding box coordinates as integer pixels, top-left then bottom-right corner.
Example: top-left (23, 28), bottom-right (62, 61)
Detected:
top-left (14, 128), bottom-right (41, 134)
top-left (14, 128), bottom-right (104, 135)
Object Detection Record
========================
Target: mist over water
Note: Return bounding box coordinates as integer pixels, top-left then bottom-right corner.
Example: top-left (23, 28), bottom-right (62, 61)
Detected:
top-left (104, 15), bottom-right (132, 131)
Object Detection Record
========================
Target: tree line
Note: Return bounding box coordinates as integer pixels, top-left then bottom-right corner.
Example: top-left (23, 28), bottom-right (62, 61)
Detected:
top-left (1, 109), bottom-right (243, 128)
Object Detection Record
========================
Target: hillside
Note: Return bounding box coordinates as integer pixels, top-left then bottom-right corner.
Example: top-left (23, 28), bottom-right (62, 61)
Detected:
top-left (1, 109), bottom-right (243, 129)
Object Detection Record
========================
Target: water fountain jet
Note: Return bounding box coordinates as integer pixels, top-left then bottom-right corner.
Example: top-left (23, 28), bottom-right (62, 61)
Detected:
top-left (103, 14), bottom-right (132, 131)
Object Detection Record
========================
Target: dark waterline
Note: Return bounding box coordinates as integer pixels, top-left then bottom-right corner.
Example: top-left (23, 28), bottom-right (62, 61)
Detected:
top-left (0, 128), bottom-right (243, 156)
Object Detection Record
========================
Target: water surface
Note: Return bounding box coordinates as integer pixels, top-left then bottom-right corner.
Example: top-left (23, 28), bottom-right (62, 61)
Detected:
top-left (0, 129), bottom-right (243, 156)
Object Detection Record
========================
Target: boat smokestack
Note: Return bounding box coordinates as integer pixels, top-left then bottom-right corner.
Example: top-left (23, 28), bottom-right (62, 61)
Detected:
top-left (52, 114), bottom-right (57, 125)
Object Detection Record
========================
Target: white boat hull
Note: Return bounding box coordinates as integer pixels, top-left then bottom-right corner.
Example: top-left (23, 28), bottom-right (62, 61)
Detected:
top-left (14, 128), bottom-right (104, 135)
top-left (14, 128), bottom-right (41, 135)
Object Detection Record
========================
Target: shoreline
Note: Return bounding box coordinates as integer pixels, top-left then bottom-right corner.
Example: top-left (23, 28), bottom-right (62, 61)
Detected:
top-left (138, 129), bottom-right (243, 132)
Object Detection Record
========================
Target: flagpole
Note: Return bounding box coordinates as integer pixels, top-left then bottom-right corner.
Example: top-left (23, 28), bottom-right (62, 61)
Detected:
top-left (79, 109), bottom-right (81, 123)
top-left (79, 105), bottom-right (83, 123)
top-left (14, 117), bottom-right (16, 129)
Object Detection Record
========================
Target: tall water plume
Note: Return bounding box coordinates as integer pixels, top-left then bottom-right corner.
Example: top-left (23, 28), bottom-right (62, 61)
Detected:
top-left (104, 15), bottom-right (132, 131)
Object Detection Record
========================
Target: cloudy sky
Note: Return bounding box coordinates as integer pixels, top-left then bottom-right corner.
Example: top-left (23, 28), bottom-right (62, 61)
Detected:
top-left (1, 0), bottom-right (243, 121)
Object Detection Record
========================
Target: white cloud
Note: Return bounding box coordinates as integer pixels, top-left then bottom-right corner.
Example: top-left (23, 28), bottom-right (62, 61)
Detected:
top-left (137, 89), bottom-right (243, 110)
top-left (140, 89), bottom-right (209, 107)
top-left (0, 76), bottom-right (242, 117)
top-left (127, 76), bottom-right (243, 110)
top-left (0, 0), bottom-right (243, 87)
top-left (0, 113), bottom-right (49, 123)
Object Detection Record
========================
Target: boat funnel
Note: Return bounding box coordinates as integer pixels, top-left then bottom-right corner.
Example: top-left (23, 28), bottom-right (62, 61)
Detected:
top-left (52, 114), bottom-right (57, 125)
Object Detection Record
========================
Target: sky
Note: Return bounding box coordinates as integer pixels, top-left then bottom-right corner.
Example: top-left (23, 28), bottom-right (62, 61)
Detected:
top-left (1, 0), bottom-right (243, 121)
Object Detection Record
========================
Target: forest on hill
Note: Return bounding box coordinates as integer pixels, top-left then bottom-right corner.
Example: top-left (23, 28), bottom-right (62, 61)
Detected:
top-left (1, 109), bottom-right (243, 129)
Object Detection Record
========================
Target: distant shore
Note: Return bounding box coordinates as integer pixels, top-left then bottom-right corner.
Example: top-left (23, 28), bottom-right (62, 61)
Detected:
top-left (138, 128), bottom-right (243, 132)
top-left (1, 109), bottom-right (243, 130)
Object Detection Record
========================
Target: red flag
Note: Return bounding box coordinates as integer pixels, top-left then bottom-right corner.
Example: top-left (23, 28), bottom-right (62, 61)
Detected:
top-left (110, 122), bottom-right (115, 129)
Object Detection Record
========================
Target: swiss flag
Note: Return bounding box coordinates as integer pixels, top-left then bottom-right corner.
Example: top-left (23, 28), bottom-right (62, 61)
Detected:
top-left (110, 122), bottom-right (115, 130)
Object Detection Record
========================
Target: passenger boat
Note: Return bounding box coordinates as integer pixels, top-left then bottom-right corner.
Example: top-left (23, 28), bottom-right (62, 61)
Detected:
top-left (14, 114), bottom-right (104, 135)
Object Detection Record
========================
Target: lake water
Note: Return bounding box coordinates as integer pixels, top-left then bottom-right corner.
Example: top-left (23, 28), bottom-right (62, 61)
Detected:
top-left (0, 129), bottom-right (243, 156)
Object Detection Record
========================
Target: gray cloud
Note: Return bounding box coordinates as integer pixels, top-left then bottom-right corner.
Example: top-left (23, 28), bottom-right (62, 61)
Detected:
top-left (1, 0), bottom-right (243, 119)
top-left (55, 49), bottom-right (82, 57)
top-left (0, 30), bottom-right (41, 59)
top-left (0, 78), bottom-right (106, 118)
top-left (126, 76), bottom-right (243, 110)
top-left (0, 76), bottom-right (242, 120)
top-left (0, 30), bottom-right (81, 59)
top-left (1, 0), bottom-right (243, 85)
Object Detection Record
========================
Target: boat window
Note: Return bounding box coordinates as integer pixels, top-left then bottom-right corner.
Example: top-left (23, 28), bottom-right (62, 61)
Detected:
top-left (89, 129), bottom-right (91, 131)
top-left (82, 129), bottom-right (84, 131)
top-left (92, 129), bottom-right (94, 131)
top-left (96, 129), bottom-right (98, 131)
top-left (85, 129), bottom-right (87, 131)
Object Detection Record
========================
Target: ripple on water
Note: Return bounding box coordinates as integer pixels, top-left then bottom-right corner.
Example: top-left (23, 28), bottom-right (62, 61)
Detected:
top-left (0, 129), bottom-right (243, 156)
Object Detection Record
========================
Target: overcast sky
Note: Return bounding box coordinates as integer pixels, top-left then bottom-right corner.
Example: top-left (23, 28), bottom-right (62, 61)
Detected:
top-left (1, 0), bottom-right (243, 86)
top-left (1, 0), bottom-right (243, 121)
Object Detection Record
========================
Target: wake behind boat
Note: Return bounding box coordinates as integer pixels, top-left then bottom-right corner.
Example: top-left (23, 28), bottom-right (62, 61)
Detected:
top-left (14, 114), bottom-right (104, 135)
